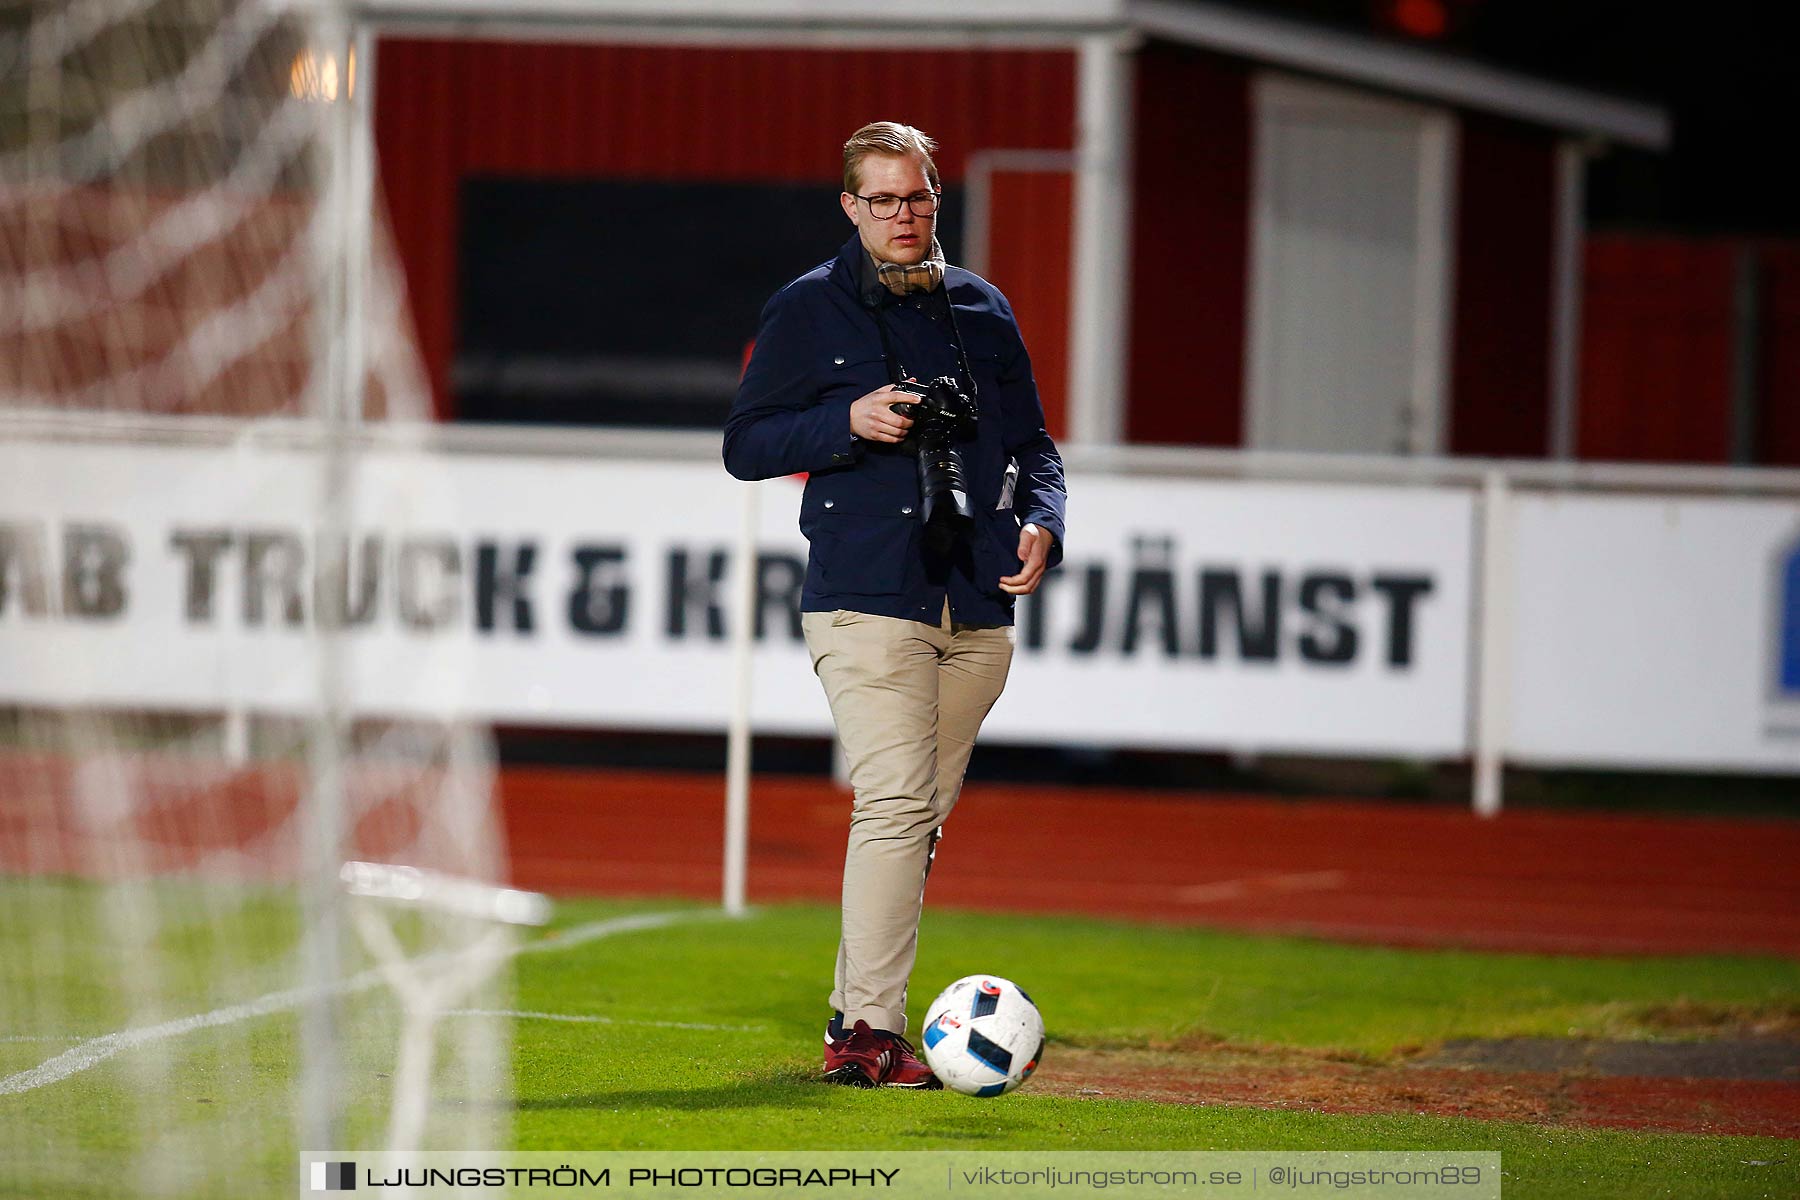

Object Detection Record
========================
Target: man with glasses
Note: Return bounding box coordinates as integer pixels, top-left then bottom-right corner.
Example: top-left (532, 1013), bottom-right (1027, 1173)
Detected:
top-left (723, 121), bottom-right (1067, 1089)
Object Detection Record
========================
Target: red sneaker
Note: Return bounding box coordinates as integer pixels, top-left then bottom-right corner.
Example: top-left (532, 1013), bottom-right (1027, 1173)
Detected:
top-left (822, 1020), bottom-right (886, 1088)
top-left (821, 1020), bottom-right (943, 1089)
top-left (874, 1030), bottom-right (942, 1090)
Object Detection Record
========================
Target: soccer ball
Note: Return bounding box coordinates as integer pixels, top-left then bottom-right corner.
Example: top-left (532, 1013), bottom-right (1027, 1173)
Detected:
top-left (920, 975), bottom-right (1044, 1096)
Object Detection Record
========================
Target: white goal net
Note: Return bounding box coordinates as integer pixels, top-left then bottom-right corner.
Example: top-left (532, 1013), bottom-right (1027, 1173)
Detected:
top-left (0, 2), bottom-right (526, 1195)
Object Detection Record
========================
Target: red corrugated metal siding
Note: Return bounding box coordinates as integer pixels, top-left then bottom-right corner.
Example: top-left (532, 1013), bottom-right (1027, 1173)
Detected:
top-left (1758, 241), bottom-right (1800, 466)
top-left (1124, 42), bottom-right (1249, 447)
top-left (1449, 114), bottom-right (1554, 457)
top-left (987, 171), bottom-right (1072, 439)
top-left (373, 38), bottom-right (1076, 420)
top-left (1578, 236), bottom-right (1735, 463)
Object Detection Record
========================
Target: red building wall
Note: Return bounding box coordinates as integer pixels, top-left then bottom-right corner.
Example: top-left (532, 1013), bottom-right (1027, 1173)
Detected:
top-left (1576, 234), bottom-right (1800, 467)
top-left (987, 171), bottom-right (1073, 437)
top-left (1125, 42), bottom-right (1250, 447)
top-left (372, 38), bottom-right (1076, 429)
top-left (1449, 114), bottom-right (1555, 457)
top-left (1578, 236), bottom-right (1736, 463)
top-left (1757, 241), bottom-right (1800, 466)
top-left (1118, 47), bottom-right (1565, 460)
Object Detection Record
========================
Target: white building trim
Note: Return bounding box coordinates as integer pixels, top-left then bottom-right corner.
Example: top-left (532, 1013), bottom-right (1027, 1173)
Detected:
top-left (1548, 140), bottom-right (1588, 459)
top-left (359, 0), bottom-right (1668, 150)
top-left (1068, 33), bottom-right (1137, 446)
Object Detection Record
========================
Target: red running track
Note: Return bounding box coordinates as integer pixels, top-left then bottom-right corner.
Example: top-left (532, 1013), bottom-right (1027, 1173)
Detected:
top-left (502, 767), bottom-right (1800, 959)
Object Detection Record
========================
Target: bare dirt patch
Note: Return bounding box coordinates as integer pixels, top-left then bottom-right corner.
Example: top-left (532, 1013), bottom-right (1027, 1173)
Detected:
top-left (1417, 1036), bottom-right (1800, 1082)
top-left (1633, 999), bottom-right (1800, 1040)
top-left (1035, 1038), bottom-right (1800, 1137)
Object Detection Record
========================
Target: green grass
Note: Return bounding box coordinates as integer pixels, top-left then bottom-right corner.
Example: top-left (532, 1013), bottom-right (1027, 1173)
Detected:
top-left (3, 888), bottom-right (1797, 1199)
top-left (513, 899), bottom-right (1800, 1065)
top-left (507, 900), bottom-right (1800, 1198)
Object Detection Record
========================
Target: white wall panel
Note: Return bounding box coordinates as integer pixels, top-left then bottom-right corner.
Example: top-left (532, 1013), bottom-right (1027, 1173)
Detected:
top-left (0, 441), bottom-right (1474, 757)
top-left (12, 436), bottom-right (1797, 773)
top-left (1506, 494), bottom-right (1800, 770)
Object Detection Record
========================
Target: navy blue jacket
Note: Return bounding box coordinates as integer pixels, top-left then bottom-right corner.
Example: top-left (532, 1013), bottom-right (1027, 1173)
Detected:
top-left (723, 235), bottom-right (1067, 627)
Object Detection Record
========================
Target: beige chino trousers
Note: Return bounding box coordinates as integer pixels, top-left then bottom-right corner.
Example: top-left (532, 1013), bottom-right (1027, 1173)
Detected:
top-left (801, 600), bottom-right (1014, 1036)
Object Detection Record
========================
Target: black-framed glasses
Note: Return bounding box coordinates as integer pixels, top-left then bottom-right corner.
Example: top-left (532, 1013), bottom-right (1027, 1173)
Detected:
top-left (851, 189), bottom-right (941, 220)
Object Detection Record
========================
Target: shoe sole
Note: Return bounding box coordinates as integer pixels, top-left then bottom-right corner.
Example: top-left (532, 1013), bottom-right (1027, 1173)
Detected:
top-left (882, 1077), bottom-right (943, 1090)
top-left (821, 1064), bottom-right (878, 1088)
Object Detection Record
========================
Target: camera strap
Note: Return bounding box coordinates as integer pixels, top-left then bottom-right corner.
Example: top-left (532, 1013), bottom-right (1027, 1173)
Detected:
top-left (867, 284), bottom-right (979, 402)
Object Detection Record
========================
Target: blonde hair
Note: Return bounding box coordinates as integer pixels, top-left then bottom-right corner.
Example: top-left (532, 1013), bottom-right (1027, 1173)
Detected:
top-left (842, 122), bottom-right (940, 195)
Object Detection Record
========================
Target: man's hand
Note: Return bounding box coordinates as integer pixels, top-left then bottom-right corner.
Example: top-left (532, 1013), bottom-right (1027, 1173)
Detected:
top-left (849, 383), bottom-right (915, 444)
top-left (1000, 523), bottom-right (1054, 596)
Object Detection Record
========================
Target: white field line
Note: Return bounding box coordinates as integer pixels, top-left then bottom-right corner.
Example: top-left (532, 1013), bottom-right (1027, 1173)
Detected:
top-left (444, 1008), bottom-right (765, 1033)
top-left (1173, 870), bottom-right (1348, 905)
top-left (0, 909), bottom-right (714, 1097)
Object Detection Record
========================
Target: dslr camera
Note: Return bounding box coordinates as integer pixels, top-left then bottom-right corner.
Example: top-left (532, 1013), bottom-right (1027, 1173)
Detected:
top-left (890, 376), bottom-right (980, 552)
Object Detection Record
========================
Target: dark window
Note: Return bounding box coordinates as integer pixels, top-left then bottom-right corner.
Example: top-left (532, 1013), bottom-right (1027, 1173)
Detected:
top-left (454, 178), bottom-right (961, 429)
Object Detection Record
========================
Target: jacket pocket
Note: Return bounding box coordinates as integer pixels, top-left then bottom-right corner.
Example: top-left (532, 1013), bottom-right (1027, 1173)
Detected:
top-left (807, 498), bottom-right (918, 596)
top-left (821, 353), bottom-right (891, 406)
top-left (832, 353), bottom-right (888, 375)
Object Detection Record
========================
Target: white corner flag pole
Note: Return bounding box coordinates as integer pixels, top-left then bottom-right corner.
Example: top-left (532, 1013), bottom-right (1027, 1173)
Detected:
top-left (723, 479), bottom-right (759, 916)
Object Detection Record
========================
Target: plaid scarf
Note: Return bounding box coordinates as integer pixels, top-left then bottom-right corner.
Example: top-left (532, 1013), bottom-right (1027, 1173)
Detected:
top-left (875, 236), bottom-right (947, 296)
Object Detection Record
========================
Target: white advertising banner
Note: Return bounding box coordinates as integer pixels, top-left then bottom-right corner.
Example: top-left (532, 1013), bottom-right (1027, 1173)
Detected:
top-left (987, 476), bottom-right (1474, 753)
top-left (0, 441), bottom-right (1476, 757)
top-left (1506, 493), bottom-right (1800, 771)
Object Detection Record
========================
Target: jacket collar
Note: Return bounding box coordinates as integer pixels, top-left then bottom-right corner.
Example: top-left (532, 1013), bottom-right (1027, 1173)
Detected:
top-left (832, 234), bottom-right (892, 309)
